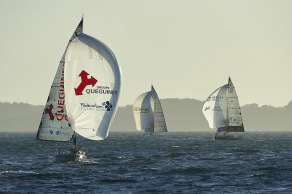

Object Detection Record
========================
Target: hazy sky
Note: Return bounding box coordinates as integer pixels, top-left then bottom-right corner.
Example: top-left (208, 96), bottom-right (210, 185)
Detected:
top-left (1, 0), bottom-right (292, 107)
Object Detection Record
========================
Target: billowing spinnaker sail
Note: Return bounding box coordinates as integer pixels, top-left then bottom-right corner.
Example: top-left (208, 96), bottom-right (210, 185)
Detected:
top-left (37, 19), bottom-right (83, 141)
top-left (133, 92), bottom-right (154, 131)
top-left (226, 78), bottom-right (244, 132)
top-left (152, 86), bottom-right (167, 132)
top-left (202, 85), bottom-right (228, 129)
top-left (64, 34), bottom-right (122, 140)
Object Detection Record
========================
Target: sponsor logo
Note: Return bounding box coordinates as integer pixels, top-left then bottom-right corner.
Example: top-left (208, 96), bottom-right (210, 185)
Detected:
top-left (45, 104), bottom-right (54, 120)
top-left (75, 70), bottom-right (98, 96)
top-left (48, 129), bottom-right (70, 136)
top-left (74, 70), bottom-right (118, 96)
top-left (133, 107), bottom-right (150, 113)
top-left (44, 64), bottom-right (67, 121)
top-left (102, 101), bottom-right (113, 111)
top-left (44, 103), bottom-right (67, 121)
top-left (212, 106), bottom-right (222, 111)
top-left (79, 101), bottom-right (113, 111)
top-left (206, 96), bottom-right (224, 102)
top-left (85, 86), bottom-right (118, 95)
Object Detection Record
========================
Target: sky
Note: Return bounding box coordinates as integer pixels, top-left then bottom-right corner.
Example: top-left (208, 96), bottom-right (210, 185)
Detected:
top-left (1, 0), bottom-right (292, 107)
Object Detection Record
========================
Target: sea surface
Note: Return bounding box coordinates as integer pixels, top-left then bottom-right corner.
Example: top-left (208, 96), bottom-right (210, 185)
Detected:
top-left (0, 132), bottom-right (292, 193)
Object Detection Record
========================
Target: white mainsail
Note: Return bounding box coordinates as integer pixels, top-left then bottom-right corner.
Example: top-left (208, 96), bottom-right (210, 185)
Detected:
top-left (37, 19), bottom-right (83, 141)
top-left (64, 24), bottom-right (122, 141)
top-left (226, 78), bottom-right (244, 132)
top-left (152, 86), bottom-right (167, 132)
top-left (133, 85), bottom-right (167, 133)
top-left (202, 77), bottom-right (244, 132)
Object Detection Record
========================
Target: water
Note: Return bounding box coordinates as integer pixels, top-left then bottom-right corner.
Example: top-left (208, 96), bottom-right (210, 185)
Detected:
top-left (0, 132), bottom-right (292, 193)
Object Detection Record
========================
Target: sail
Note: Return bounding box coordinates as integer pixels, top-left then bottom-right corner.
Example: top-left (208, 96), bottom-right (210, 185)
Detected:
top-left (133, 92), bottom-right (154, 132)
top-left (64, 33), bottom-right (122, 140)
top-left (36, 19), bottom-right (84, 141)
top-left (152, 86), bottom-right (167, 132)
top-left (202, 85), bottom-right (228, 129)
top-left (226, 78), bottom-right (244, 132)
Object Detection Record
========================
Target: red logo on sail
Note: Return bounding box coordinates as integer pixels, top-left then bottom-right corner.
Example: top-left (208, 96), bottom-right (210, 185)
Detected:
top-left (45, 104), bottom-right (54, 120)
top-left (75, 70), bottom-right (98, 96)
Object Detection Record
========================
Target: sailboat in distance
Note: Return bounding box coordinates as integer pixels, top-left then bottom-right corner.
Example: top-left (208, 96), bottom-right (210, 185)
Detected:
top-left (37, 17), bottom-right (122, 161)
top-left (202, 77), bottom-right (244, 140)
top-left (133, 85), bottom-right (167, 135)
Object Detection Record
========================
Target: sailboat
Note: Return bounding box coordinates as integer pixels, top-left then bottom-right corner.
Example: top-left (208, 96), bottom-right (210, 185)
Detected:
top-left (133, 85), bottom-right (168, 135)
top-left (37, 17), bottom-right (122, 161)
top-left (202, 77), bottom-right (245, 140)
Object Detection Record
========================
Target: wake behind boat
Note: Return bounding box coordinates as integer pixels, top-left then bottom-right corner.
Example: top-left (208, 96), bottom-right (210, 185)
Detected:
top-left (202, 77), bottom-right (245, 140)
top-left (36, 17), bottom-right (122, 162)
top-left (133, 85), bottom-right (168, 136)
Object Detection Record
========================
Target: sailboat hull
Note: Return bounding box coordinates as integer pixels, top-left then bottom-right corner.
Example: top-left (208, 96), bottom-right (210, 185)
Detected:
top-left (215, 132), bottom-right (243, 140)
top-left (55, 149), bottom-right (87, 162)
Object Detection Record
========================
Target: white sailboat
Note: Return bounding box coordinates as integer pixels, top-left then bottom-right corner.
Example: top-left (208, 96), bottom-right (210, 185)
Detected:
top-left (37, 17), bottom-right (122, 161)
top-left (133, 85), bottom-right (167, 135)
top-left (202, 77), bottom-right (245, 140)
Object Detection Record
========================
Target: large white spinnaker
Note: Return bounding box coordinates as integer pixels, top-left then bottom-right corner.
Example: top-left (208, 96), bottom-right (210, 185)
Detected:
top-left (37, 19), bottom-right (83, 141)
top-left (133, 91), bottom-right (154, 132)
top-left (202, 85), bottom-right (228, 129)
top-left (64, 33), bottom-right (122, 140)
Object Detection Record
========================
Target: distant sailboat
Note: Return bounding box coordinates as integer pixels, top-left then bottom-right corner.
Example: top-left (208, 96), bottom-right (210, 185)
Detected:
top-left (133, 85), bottom-right (167, 135)
top-left (202, 77), bottom-right (245, 140)
top-left (37, 17), bottom-right (122, 161)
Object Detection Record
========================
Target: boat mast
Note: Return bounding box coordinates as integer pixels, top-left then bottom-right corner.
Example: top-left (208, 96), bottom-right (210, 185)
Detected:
top-left (152, 85), bottom-right (156, 132)
top-left (225, 77), bottom-right (231, 132)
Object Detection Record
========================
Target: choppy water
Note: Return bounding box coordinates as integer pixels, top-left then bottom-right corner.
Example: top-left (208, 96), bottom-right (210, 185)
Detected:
top-left (0, 132), bottom-right (292, 193)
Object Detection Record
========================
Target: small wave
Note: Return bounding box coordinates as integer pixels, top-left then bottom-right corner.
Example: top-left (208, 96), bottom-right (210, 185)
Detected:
top-left (163, 166), bottom-right (208, 175)
top-left (80, 159), bottom-right (99, 165)
top-left (251, 173), bottom-right (266, 177)
top-left (100, 178), bottom-right (137, 183)
top-left (233, 148), bottom-right (260, 153)
top-left (0, 170), bottom-right (39, 175)
top-left (172, 145), bottom-right (180, 148)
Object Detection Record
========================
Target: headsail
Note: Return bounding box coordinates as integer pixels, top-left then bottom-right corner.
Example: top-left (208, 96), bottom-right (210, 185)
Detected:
top-left (152, 86), bottom-right (167, 132)
top-left (37, 18), bottom-right (84, 141)
top-left (64, 32), bottom-right (122, 141)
